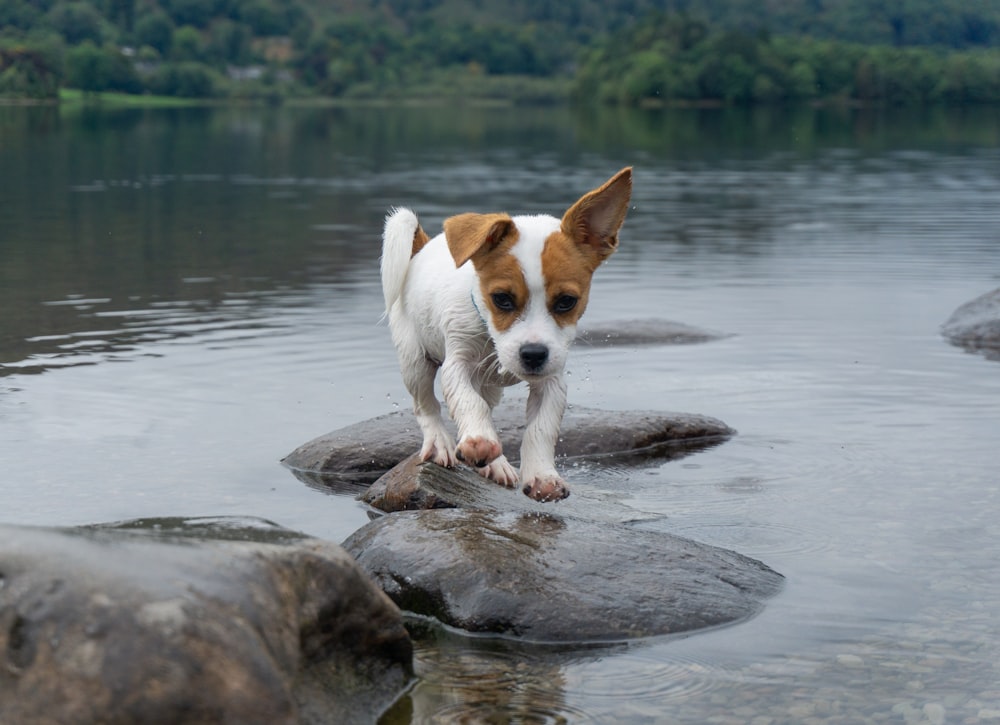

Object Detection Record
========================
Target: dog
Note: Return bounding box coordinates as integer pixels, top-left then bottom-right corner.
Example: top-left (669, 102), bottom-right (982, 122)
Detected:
top-left (380, 168), bottom-right (632, 502)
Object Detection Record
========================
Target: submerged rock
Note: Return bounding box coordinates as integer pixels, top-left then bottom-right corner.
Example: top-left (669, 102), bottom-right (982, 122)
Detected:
top-left (577, 318), bottom-right (730, 347)
top-left (343, 509), bottom-right (784, 643)
top-left (0, 517), bottom-right (412, 725)
top-left (283, 406), bottom-right (734, 488)
top-left (942, 288), bottom-right (1000, 360)
top-left (360, 454), bottom-right (665, 519)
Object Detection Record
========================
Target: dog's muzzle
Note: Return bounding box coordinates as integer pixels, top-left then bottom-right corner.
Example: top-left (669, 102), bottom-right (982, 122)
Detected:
top-left (519, 343), bottom-right (549, 374)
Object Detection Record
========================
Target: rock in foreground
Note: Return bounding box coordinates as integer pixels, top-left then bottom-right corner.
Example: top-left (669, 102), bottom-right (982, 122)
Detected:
top-left (343, 509), bottom-right (784, 643)
top-left (942, 287), bottom-right (1000, 360)
top-left (0, 518), bottom-right (412, 725)
top-left (283, 406), bottom-right (734, 487)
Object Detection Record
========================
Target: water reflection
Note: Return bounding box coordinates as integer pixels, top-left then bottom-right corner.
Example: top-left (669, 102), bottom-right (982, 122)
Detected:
top-left (383, 619), bottom-right (769, 725)
top-left (3, 288), bottom-right (296, 376)
top-left (383, 620), bottom-right (623, 725)
top-left (4, 103), bottom-right (998, 376)
top-left (3, 103), bottom-right (1000, 723)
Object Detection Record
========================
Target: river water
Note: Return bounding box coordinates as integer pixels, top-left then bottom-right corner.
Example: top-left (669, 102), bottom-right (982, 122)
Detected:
top-left (2, 103), bottom-right (999, 723)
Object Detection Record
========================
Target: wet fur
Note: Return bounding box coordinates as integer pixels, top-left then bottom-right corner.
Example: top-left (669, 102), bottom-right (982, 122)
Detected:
top-left (380, 168), bottom-right (632, 501)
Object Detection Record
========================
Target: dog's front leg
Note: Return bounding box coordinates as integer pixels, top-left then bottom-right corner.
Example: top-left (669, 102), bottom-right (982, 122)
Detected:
top-left (520, 375), bottom-right (570, 501)
top-left (402, 357), bottom-right (458, 468)
top-left (440, 356), bottom-right (517, 486)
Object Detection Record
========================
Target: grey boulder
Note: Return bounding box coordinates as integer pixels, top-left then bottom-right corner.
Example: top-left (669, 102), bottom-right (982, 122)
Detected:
top-left (0, 517), bottom-right (412, 725)
top-left (942, 287), bottom-right (1000, 359)
top-left (283, 406), bottom-right (734, 489)
top-left (342, 509), bottom-right (784, 643)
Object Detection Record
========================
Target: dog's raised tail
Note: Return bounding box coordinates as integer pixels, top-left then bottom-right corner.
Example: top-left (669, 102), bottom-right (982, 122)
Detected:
top-left (380, 207), bottom-right (427, 316)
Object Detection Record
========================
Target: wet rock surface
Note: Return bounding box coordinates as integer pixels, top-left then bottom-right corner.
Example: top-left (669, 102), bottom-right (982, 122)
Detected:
top-left (289, 402), bottom-right (781, 645)
top-left (0, 517), bottom-right (412, 725)
top-left (942, 287), bottom-right (1000, 360)
top-left (360, 454), bottom-right (662, 521)
top-left (283, 406), bottom-right (735, 488)
top-left (577, 318), bottom-right (730, 347)
top-left (342, 509), bottom-right (784, 643)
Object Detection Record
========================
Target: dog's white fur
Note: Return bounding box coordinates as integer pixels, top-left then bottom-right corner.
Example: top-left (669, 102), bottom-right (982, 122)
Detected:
top-left (380, 168), bottom-right (632, 501)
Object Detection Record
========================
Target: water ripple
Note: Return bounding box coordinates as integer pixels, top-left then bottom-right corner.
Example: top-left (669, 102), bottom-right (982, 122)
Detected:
top-left (666, 520), bottom-right (832, 557)
top-left (564, 648), bottom-right (737, 709)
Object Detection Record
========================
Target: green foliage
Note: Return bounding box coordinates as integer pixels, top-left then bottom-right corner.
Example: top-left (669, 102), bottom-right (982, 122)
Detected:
top-left (64, 40), bottom-right (141, 93)
top-left (105, 0), bottom-right (137, 33)
top-left (0, 39), bottom-right (63, 98)
top-left (163, 0), bottom-right (218, 29)
top-left (135, 12), bottom-right (174, 56)
top-left (236, 0), bottom-right (303, 37)
top-left (574, 13), bottom-right (1000, 106)
top-left (146, 60), bottom-right (218, 96)
top-left (0, 0), bottom-right (45, 32)
top-left (44, 1), bottom-right (107, 45)
top-left (170, 25), bottom-right (204, 62)
top-left (3, 0), bottom-right (1000, 103)
top-left (205, 19), bottom-right (252, 65)
top-left (937, 52), bottom-right (1000, 103)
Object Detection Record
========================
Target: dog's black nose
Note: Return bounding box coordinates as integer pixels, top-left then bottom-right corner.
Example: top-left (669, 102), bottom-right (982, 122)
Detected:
top-left (519, 343), bottom-right (549, 372)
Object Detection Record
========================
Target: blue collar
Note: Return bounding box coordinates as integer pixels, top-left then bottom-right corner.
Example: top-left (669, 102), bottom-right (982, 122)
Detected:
top-left (471, 292), bottom-right (487, 325)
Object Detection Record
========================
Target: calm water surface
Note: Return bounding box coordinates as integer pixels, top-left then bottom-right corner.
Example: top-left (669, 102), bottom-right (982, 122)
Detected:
top-left (2, 104), bottom-right (1000, 722)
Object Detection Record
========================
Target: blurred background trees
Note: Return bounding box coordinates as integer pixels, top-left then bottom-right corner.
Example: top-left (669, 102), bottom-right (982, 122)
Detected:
top-left (0, 0), bottom-right (997, 103)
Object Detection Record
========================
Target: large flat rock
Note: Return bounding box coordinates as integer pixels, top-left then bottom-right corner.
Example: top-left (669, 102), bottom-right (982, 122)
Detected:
top-left (283, 406), bottom-right (734, 489)
top-left (0, 517), bottom-right (412, 724)
top-left (343, 509), bottom-right (784, 643)
top-left (942, 287), bottom-right (1000, 360)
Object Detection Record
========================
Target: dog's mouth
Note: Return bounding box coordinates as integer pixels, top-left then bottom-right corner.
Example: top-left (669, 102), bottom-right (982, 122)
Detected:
top-left (496, 361), bottom-right (550, 382)
top-left (511, 365), bottom-right (561, 383)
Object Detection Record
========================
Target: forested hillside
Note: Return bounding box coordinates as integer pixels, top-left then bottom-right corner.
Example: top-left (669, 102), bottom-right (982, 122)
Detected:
top-left (1, 0), bottom-right (999, 103)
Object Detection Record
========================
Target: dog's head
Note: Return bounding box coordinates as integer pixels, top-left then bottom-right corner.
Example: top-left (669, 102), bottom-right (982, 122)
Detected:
top-left (443, 167), bottom-right (632, 381)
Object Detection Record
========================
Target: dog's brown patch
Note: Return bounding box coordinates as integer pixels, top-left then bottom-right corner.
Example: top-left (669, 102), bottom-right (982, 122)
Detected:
top-left (540, 167), bottom-right (633, 328)
top-left (410, 224), bottom-right (430, 257)
top-left (478, 253), bottom-right (528, 333)
top-left (444, 213), bottom-right (527, 332)
top-left (540, 231), bottom-right (595, 328)
top-left (443, 213), bottom-right (517, 268)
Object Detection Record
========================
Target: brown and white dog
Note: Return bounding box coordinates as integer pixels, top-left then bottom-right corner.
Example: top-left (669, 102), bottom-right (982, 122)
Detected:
top-left (380, 168), bottom-right (632, 501)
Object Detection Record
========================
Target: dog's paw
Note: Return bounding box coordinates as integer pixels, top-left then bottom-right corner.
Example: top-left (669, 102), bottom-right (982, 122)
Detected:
top-left (456, 436), bottom-right (502, 469)
top-left (477, 455), bottom-right (519, 488)
top-left (420, 433), bottom-right (458, 468)
top-left (522, 473), bottom-right (570, 502)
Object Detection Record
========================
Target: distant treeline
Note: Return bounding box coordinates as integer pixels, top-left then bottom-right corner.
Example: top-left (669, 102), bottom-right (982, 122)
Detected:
top-left (575, 14), bottom-right (1000, 106)
top-left (1, 0), bottom-right (999, 103)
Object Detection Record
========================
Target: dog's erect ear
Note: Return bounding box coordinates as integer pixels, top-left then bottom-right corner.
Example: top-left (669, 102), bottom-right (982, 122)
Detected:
top-left (444, 212), bottom-right (516, 268)
top-left (561, 167), bottom-right (632, 262)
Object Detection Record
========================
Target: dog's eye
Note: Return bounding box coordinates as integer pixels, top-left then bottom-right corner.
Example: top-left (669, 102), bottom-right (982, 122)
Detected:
top-left (552, 295), bottom-right (578, 314)
top-left (491, 292), bottom-right (517, 312)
